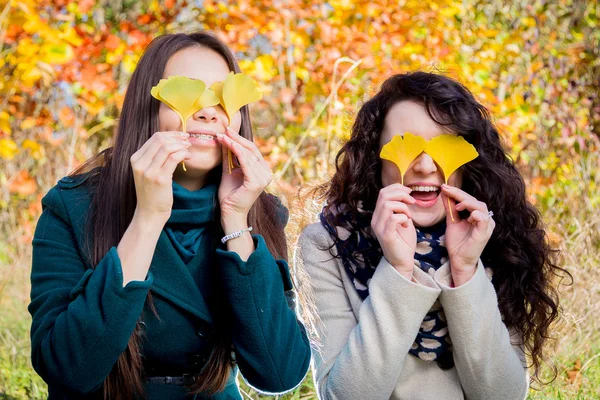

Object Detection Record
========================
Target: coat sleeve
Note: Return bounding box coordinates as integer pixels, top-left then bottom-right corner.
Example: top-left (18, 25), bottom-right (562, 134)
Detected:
top-left (215, 234), bottom-right (311, 394)
top-left (433, 261), bottom-right (530, 400)
top-left (28, 187), bottom-right (153, 395)
top-left (298, 223), bottom-right (442, 400)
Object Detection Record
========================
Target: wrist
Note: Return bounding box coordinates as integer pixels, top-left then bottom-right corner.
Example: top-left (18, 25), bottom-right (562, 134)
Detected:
top-left (450, 262), bottom-right (477, 287)
top-left (391, 260), bottom-right (414, 279)
top-left (132, 209), bottom-right (168, 234)
top-left (221, 212), bottom-right (249, 234)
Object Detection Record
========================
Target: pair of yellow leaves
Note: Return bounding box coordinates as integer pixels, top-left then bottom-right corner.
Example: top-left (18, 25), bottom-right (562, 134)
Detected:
top-left (380, 132), bottom-right (479, 221)
top-left (150, 72), bottom-right (262, 172)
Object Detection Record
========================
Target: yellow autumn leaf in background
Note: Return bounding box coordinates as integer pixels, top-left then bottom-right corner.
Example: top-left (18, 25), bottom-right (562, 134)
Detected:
top-left (425, 134), bottom-right (479, 183)
top-left (0, 138), bottom-right (19, 160)
top-left (380, 132), bottom-right (427, 185)
top-left (0, 111), bottom-right (11, 134)
top-left (23, 139), bottom-right (44, 160)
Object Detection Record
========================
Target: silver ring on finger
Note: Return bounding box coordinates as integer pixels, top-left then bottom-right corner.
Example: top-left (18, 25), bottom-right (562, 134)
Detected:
top-left (487, 210), bottom-right (494, 218)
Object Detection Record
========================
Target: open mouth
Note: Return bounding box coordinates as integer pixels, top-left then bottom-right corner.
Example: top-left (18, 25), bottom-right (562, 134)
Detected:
top-left (408, 185), bottom-right (441, 206)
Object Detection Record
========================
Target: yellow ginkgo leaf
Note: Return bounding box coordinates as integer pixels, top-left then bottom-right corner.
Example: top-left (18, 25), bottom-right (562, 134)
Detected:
top-left (426, 134), bottom-right (479, 222)
top-left (152, 76), bottom-right (209, 132)
top-left (220, 72), bottom-right (262, 124)
top-left (380, 132), bottom-right (427, 185)
top-left (193, 88), bottom-right (220, 111)
top-left (210, 79), bottom-right (224, 104)
top-left (425, 134), bottom-right (478, 183)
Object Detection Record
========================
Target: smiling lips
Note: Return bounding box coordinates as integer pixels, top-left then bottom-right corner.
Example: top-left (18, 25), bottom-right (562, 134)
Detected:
top-left (407, 184), bottom-right (441, 205)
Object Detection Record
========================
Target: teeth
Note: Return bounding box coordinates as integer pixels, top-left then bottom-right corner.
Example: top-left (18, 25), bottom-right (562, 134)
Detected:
top-left (409, 185), bottom-right (439, 192)
top-left (190, 133), bottom-right (215, 140)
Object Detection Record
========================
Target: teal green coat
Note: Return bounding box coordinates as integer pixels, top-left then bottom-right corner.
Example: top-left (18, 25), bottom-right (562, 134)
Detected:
top-left (28, 172), bottom-right (311, 399)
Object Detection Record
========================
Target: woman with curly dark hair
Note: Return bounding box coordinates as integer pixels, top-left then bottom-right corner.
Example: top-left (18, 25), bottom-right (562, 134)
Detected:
top-left (297, 72), bottom-right (565, 400)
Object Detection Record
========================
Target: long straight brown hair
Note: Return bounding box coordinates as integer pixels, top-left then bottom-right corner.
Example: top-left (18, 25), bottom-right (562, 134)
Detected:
top-left (71, 32), bottom-right (288, 399)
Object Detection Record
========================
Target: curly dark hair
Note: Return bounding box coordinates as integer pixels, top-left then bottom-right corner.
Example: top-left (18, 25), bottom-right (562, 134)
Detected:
top-left (320, 71), bottom-right (569, 383)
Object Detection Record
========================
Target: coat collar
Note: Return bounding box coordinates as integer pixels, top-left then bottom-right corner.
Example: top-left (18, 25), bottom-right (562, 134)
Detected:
top-left (149, 230), bottom-right (214, 325)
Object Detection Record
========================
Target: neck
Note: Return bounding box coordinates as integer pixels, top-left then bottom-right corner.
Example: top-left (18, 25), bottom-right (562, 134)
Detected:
top-left (173, 170), bottom-right (209, 191)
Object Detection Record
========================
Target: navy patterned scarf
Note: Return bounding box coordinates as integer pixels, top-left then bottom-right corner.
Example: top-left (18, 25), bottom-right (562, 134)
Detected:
top-left (320, 205), bottom-right (455, 369)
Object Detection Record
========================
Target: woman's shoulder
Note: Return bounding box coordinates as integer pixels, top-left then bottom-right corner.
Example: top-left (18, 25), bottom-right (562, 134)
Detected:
top-left (298, 222), bottom-right (338, 261)
top-left (42, 167), bottom-right (102, 219)
top-left (299, 222), bottom-right (332, 246)
top-left (55, 166), bottom-right (102, 191)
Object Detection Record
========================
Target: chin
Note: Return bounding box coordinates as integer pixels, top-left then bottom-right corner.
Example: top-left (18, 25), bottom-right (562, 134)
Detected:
top-left (411, 211), bottom-right (445, 228)
top-left (179, 159), bottom-right (222, 174)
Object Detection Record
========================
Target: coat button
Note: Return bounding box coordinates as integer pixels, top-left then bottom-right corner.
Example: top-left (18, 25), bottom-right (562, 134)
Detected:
top-left (197, 327), bottom-right (209, 338)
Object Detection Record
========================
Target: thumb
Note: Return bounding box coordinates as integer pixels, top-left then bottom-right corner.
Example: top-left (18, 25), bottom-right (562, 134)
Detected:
top-left (442, 193), bottom-right (460, 225)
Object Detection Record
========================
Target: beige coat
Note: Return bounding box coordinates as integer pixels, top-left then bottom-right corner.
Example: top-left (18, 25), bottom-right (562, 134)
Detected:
top-left (297, 222), bottom-right (529, 400)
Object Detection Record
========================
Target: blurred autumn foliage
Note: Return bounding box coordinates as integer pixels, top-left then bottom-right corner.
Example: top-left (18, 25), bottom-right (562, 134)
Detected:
top-left (0, 0), bottom-right (599, 398)
top-left (0, 0), bottom-right (598, 248)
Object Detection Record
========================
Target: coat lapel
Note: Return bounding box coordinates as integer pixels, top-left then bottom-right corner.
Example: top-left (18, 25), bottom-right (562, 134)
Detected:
top-left (149, 231), bottom-right (214, 324)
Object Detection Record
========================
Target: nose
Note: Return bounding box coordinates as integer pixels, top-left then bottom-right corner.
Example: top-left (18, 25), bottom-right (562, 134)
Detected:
top-left (193, 107), bottom-right (219, 123)
top-left (410, 152), bottom-right (438, 175)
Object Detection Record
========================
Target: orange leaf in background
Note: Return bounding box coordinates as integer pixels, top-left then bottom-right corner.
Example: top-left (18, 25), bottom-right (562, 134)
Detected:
top-left (566, 359), bottom-right (582, 388)
top-left (165, 0), bottom-right (175, 8)
top-left (105, 34), bottom-right (121, 51)
top-left (9, 170), bottom-right (38, 196)
top-left (78, 0), bottom-right (96, 14)
top-left (59, 107), bottom-right (75, 127)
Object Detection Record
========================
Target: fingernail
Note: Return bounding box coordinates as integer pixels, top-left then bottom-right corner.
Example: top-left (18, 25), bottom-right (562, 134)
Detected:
top-left (181, 132), bottom-right (189, 137)
top-left (216, 133), bottom-right (224, 139)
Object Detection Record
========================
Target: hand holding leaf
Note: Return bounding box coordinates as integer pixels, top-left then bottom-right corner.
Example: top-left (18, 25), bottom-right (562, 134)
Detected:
top-left (211, 72), bottom-right (262, 173)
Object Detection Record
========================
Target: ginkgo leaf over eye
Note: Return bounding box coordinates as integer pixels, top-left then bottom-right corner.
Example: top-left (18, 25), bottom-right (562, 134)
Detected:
top-left (213, 72), bottom-right (262, 124)
top-left (380, 132), bottom-right (427, 185)
top-left (151, 76), bottom-right (211, 130)
top-left (425, 134), bottom-right (479, 183)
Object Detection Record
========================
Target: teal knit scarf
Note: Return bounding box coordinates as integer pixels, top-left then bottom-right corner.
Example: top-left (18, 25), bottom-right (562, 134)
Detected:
top-left (164, 181), bottom-right (218, 264)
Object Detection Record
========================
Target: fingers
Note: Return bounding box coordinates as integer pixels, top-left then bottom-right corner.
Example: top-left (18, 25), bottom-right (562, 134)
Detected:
top-left (224, 127), bottom-right (262, 160)
top-left (131, 132), bottom-right (191, 180)
top-left (376, 200), bottom-right (413, 222)
top-left (373, 184), bottom-right (416, 223)
top-left (131, 131), bottom-right (189, 169)
top-left (217, 130), bottom-right (273, 190)
top-left (441, 184), bottom-right (477, 204)
top-left (146, 141), bottom-right (191, 175)
top-left (442, 193), bottom-right (459, 225)
top-left (161, 147), bottom-right (192, 173)
top-left (442, 185), bottom-right (495, 238)
top-left (384, 213), bottom-right (410, 238)
top-left (218, 133), bottom-right (255, 170)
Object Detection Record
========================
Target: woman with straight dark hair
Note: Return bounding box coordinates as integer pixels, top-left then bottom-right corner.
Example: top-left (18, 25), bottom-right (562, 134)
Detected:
top-left (298, 72), bottom-right (567, 399)
top-left (29, 32), bottom-right (310, 399)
